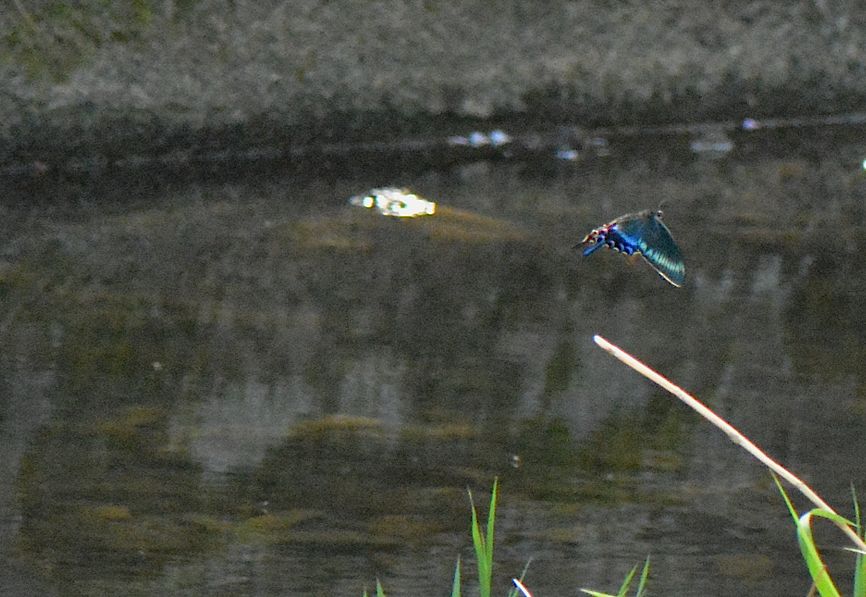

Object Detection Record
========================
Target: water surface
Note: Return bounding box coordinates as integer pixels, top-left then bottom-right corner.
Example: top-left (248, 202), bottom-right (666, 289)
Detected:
top-left (2, 125), bottom-right (866, 596)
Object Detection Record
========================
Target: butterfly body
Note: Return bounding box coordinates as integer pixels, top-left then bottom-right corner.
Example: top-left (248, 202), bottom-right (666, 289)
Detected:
top-left (578, 209), bottom-right (685, 287)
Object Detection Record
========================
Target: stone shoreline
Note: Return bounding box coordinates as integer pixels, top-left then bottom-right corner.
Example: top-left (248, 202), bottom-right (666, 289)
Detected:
top-left (2, 1), bottom-right (865, 172)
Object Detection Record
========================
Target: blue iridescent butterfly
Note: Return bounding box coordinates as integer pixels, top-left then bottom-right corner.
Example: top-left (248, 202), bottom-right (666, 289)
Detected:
top-left (577, 209), bottom-right (685, 287)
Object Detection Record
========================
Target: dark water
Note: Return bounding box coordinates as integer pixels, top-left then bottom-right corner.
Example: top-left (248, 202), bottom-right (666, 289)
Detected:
top-left (2, 125), bottom-right (866, 596)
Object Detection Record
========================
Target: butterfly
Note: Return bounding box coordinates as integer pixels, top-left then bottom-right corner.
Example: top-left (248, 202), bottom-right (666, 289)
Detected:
top-left (577, 209), bottom-right (685, 287)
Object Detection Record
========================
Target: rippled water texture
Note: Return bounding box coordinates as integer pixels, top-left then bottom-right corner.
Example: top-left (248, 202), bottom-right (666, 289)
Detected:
top-left (2, 125), bottom-right (866, 596)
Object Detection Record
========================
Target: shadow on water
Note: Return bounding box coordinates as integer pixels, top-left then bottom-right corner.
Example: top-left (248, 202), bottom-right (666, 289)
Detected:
top-left (3, 123), bottom-right (866, 595)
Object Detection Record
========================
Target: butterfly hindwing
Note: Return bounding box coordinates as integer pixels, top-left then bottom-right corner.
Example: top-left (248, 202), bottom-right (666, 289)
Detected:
top-left (579, 209), bottom-right (685, 287)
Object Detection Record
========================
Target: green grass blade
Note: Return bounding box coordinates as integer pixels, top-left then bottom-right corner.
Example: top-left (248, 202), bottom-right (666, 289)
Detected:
top-left (486, 478), bottom-right (498, 577)
top-left (468, 490), bottom-right (488, 597)
top-left (856, 546), bottom-right (866, 597)
top-left (614, 563), bottom-right (639, 597)
top-left (856, 542), bottom-right (866, 597)
top-left (451, 555), bottom-right (461, 597)
top-left (469, 481), bottom-right (496, 597)
top-left (580, 561), bottom-right (639, 597)
top-left (634, 556), bottom-right (651, 597)
top-left (361, 580), bottom-right (387, 597)
top-left (775, 477), bottom-right (861, 597)
top-left (853, 486), bottom-right (866, 597)
top-left (797, 509), bottom-right (847, 597)
top-left (772, 472), bottom-right (800, 524)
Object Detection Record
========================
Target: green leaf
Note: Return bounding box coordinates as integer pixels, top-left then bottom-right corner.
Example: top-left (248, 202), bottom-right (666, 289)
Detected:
top-left (469, 479), bottom-right (498, 597)
top-left (614, 563), bottom-right (639, 597)
top-left (856, 549), bottom-right (866, 597)
top-left (451, 555), bottom-right (461, 597)
top-left (634, 556), bottom-right (651, 597)
top-left (468, 490), bottom-right (487, 597)
top-left (580, 558), bottom-right (649, 597)
top-left (486, 477), bottom-right (498, 572)
top-left (772, 473), bottom-right (799, 525)
top-left (797, 509), bottom-right (848, 597)
top-left (852, 486), bottom-right (866, 597)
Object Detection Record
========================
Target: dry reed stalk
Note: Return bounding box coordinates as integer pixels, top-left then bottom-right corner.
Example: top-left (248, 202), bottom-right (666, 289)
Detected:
top-left (593, 334), bottom-right (866, 553)
top-left (512, 578), bottom-right (532, 597)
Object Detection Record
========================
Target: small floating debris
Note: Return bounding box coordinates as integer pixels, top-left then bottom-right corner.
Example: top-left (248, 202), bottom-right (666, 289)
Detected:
top-left (741, 117), bottom-right (762, 131)
top-left (348, 187), bottom-right (436, 217)
top-left (552, 126), bottom-right (611, 160)
top-left (587, 136), bottom-right (610, 156)
top-left (447, 133), bottom-right (483, 147)
top-left (553, 125), bottom-right (583, 160)
top-left (689, 129), bottom-right (734, 157)
top-left (554, 147), bottom-right (579, 161)
top-left (488, 129), bottom-right (511, 146)
top-left (446, 129), bottom-right (511, 148)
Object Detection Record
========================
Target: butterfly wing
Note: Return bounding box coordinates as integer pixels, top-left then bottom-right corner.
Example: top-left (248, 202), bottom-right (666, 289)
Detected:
top-left (579, 209), bottom-right (685, 287)
top-left (612, 210), bottom-right (685, 287)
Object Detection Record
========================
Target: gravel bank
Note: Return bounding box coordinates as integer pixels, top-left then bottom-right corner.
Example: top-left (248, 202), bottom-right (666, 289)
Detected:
top-left (2, 1), bottom-right (865, 170)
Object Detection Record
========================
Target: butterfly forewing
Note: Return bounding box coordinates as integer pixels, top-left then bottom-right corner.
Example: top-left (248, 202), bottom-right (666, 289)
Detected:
top-left (580, 209), bottom-right (685, 287)
top-left (614, 211), bottom-right (685, 286)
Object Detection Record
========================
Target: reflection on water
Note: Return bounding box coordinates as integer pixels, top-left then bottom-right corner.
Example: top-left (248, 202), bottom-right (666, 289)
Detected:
top-left (348, 187), bottom-right (438, 217)
top-left (2, 126), bottom-right (866, 595)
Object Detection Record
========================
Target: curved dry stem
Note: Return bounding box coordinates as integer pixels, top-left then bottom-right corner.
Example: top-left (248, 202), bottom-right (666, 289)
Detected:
top-left (593, 334), bottom-right (866, 553)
